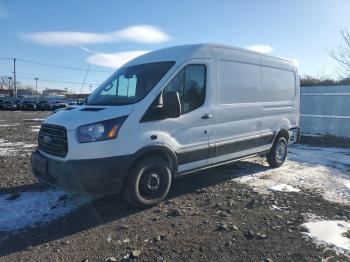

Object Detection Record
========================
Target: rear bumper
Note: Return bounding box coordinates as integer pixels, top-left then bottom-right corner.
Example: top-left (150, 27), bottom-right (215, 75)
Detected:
top-left (289, 127), bottom-right (301, 144)
top-left (31, 149), bottom-right (132, 194)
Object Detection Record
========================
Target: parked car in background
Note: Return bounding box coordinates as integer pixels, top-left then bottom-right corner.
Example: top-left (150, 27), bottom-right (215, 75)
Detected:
top-left (0, 99), bottom-right (5, 110)
top-left (3, 101), bottom-right (17, 110)
top-left (52, 101), bottom-right (68, 110)
top-left (22, 100), bottom-right (37, 111)
top-left (36, 100), bottom-right (54, 111)
top-left (68, 101), bottom-right (78, 106)
top-left (14, 100), bottom-right (23, 110)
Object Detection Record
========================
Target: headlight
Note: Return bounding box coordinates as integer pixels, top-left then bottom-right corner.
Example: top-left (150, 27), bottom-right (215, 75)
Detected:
top-left (76, 116), bottom-right (127, 143)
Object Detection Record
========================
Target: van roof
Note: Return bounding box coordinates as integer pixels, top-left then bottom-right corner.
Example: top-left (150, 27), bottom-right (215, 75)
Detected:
top-left (123, 43), bottom-right (297, 68)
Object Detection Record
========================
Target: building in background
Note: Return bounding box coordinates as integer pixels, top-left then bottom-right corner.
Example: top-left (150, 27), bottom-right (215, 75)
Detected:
top-left (65, 93), bottom-right (89, 100)
top-left (0, 89), bottom-right (14, 97)
top-left (42, 88), bottom-right (71, 96)
top-left (17, 88), bottom-right (34, 97)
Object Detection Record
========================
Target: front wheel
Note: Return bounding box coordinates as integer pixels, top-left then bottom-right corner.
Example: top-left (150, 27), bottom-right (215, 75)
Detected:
top-left (122, 156), bottom-right (172, 208)
top-left (266, 136), bottom-right (288, 168)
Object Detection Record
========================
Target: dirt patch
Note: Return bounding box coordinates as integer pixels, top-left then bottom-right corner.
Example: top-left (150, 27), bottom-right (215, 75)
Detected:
top-left (343, 230), bottom-right (350, 239)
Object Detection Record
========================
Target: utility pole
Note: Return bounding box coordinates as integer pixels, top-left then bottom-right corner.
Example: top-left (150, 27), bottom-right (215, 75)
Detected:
top-left (8, 77), bottom-right (12, 96)
top-left (89, 85), bottom-right (92, 93)
top-left (13, 58), bottom-right (16, 97)
top-left (34, 77), bottom-right (39, 100)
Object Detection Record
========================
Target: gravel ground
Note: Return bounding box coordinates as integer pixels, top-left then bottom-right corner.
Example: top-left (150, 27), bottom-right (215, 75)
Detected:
top-left (0, 111), bottom-right (349, 262)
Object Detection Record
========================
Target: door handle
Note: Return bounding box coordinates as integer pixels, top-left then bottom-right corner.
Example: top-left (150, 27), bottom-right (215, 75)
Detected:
top-left (201, 114), bottom-right (212, 119)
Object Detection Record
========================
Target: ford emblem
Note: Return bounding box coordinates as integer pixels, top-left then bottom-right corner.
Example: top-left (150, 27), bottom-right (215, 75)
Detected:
top-left (43, 135), bottom-right (51, 143)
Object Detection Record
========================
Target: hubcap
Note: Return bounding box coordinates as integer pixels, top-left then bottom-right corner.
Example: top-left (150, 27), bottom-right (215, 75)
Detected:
top-left (139, 169), bottom-right (162, 198)
top-left (147, 173), bottom-right (160, 191)
top-left (276, 141), bottom-right (286, 161)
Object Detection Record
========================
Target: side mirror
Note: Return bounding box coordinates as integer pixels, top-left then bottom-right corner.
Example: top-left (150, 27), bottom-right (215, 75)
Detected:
top-left (162, 91), bottom-right (181, 118)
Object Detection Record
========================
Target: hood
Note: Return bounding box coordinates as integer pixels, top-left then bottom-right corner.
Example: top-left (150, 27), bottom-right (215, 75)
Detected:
top-left (44, 105), bottom-right (134, 131)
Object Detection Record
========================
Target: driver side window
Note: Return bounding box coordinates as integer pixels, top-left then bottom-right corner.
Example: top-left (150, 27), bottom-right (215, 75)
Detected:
top-left (163, 64), bottom-right (206, 114)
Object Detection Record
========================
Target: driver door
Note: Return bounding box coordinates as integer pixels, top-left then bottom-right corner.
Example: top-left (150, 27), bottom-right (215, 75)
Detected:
top-left (159, 60), bottom-right (215, 172)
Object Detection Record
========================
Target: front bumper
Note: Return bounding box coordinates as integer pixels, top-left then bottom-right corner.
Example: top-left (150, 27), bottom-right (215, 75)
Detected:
top-left (31, 149), bottom-right (132, 194)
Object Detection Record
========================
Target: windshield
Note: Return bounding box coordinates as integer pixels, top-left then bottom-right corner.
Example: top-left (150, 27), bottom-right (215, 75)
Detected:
top-left (87, 61), bottom-right (175, 106)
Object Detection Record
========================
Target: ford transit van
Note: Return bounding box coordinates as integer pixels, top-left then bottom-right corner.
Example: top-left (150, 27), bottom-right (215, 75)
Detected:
top-left (31, 44), bottom-right (300, 208)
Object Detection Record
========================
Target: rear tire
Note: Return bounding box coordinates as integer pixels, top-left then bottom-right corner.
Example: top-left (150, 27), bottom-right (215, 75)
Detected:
top-left (266, 136), bottom-right (288, 168)
top-left (122, 156), bottom-right (172, 208)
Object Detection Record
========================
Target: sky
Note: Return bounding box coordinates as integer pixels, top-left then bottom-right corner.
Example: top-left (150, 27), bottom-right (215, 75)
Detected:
top-left (0, 0), bottom-right (349, 93)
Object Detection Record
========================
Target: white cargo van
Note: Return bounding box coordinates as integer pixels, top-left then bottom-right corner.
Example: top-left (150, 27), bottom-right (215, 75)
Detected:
top-left (31, 44), bottom-right (300, 208)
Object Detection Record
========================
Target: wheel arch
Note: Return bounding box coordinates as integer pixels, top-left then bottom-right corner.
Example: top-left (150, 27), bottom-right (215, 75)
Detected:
top-left (270, 128), bottom-right (290, 149)
top-left (276, 129), bottom-right (289, 141)
top-left (127, 144), bottom-right (178, 176)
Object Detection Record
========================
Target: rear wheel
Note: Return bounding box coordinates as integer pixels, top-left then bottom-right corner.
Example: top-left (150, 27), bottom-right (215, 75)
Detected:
top-left (266, 136), bottom-right (288, 168)
top-left (122, 156), bottom-right (172, 208)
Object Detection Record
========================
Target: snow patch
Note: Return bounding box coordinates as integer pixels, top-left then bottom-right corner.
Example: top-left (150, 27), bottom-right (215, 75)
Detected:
top-left (345, 182), bottom-right (350, 190)
top-left (0, 123), bottom-right (19, 127)
top-left (30, 125), bottom-right (41, 132)
top-left (23, 118), bottom-right (45, 122)
top-left (0, 190), bottom-right (88, 231)
top-left (268, 184), bottom-right (300, 192)
top-left (302, 220), bottom-right (350, 253)
top-left (234, 144), bottom-right (350, 205)
top-left (0, 139), bottom-right (37, 156)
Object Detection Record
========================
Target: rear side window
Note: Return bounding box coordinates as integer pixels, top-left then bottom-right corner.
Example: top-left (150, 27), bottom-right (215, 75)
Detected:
top-left (219, 60), bottom-right (296, 104)
top-left (261, 67), bottom-right (296, 102)
top-left (219, 60), bottom-right (261, 104)
top-left (163, 64), bottom-right (206, 114)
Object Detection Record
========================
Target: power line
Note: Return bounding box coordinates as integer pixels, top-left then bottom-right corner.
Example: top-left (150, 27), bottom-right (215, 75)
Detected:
top-left (0, 70), bottom-right (101, 86)
top-left (0, 70), bottom-right (102, 84)
top-left (16, 58), bottom-right (113, 73)
top-left (0, 57), bottom-right (110, 91)
top-left (15, 75), bottom-right (100, 86)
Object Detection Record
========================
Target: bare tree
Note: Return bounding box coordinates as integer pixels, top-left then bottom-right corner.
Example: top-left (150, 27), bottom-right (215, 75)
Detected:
top-left (329, 29), bottom-right (350, 77)
top-left (0, 75), bottom-right (21, 89)
top-left (0, 76), bottom-right (12, 89)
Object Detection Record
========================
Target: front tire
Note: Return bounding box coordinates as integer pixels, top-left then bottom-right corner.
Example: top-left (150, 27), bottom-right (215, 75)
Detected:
top-left (122, 156), bottom-right (172, 208)
top-left (266, 136), bottom-right (288, 168)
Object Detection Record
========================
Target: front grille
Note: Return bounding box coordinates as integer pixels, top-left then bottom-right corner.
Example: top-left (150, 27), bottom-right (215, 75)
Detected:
top-left (38, 124), bottom-right (68, 157)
